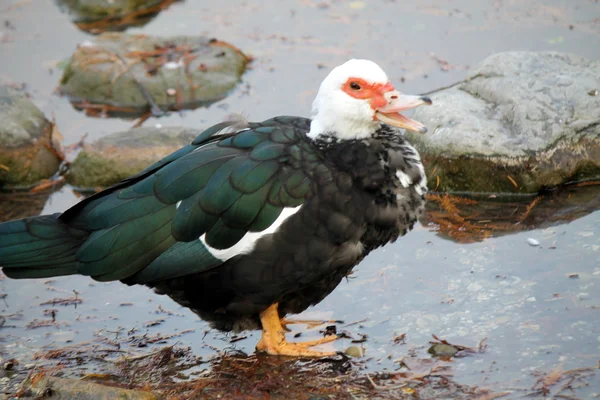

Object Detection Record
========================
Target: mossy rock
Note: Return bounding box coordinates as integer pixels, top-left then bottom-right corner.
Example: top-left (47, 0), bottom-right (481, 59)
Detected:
top-left (67, 126), bottom-right (200, 188)
top-left (57, 0), bottom-right (165, 20)
top-left (408, 51), bottom-right (600, 194)
top-left (59, 33), bottom-right (251, 117)
top-left (0, 85), bottom-right (62, 187)
top-left (55, 0), bottom-right (175, 33)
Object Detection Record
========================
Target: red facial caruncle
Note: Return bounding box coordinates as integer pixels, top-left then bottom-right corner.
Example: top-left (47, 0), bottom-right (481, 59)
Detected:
top-left (341, 77), bottom-right (432, 133)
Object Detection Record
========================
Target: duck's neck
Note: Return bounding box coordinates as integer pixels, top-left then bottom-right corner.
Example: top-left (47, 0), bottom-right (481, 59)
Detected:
top-left (307, 113), bottom-right (381, 141)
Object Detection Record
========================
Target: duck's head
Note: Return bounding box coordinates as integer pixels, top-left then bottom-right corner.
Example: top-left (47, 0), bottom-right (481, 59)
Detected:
top-left (308, 59), bottom-right (431, 140)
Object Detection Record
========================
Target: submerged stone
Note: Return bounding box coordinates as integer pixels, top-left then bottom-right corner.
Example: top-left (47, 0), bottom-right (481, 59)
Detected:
top-left (408, 51), bottom-right (600, 194)
top-left (344, 346), bottom-right (364, 358)
top-left (0, 85), bottom-right (62, 187)
top-left (67, 126), bottom-right (200, 188)
top-left (21, 375), bottom-right (157, 399)
top-left (427, 343), bottom-right (459, 358)
top-left (59, 33), bottom-right (251, 117)
top-left (56, 0), bottom-right (176, 33)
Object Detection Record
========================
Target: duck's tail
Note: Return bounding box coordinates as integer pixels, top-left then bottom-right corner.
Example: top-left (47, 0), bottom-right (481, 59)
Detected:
top-left (0, 214), bottom-right (88, 279)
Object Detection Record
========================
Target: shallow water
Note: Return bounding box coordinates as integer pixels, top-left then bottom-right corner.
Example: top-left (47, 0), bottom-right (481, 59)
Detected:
top-left (1, 0), bottom-right (599, 396)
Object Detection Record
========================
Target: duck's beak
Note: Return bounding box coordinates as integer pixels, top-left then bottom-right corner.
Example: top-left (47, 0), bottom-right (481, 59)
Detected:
top-left (374, 91), bottom-right (432, 133)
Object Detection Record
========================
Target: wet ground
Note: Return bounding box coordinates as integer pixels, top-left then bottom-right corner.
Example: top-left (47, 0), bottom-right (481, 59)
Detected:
top-left (1, 0), bottom-right (599, 398)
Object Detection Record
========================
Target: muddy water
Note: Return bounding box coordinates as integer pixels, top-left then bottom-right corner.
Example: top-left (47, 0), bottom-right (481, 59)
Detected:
top-left (1, 0), bottom-right (599, 396)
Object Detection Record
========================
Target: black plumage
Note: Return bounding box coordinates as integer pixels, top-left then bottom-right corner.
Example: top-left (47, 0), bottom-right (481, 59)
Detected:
top-left (0, 59), bottom-right (430, 356)
top-left (0, 116), bottom-right (426, 331)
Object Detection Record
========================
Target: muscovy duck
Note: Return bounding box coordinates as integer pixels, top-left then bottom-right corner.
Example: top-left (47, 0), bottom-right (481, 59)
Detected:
top-left (0, 59), bottom-right (431, 357)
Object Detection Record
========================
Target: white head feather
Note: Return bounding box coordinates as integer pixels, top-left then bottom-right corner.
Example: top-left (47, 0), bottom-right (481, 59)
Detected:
top-left (308, 59), bottom-right (391, 141)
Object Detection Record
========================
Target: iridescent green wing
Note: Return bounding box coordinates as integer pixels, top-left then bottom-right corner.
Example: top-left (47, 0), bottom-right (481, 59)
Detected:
top-left (60, 117), bottom-right (320, 283)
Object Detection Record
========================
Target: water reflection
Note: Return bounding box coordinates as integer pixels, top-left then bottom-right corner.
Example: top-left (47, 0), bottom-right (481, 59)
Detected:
top-left (0, 186), bottom-right (64, 222)
top-left (422, 184), bottom-right (600, 243)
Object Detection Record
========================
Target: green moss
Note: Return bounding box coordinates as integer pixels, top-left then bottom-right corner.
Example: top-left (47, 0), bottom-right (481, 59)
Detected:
top-left (569, 160), bottom-right (600, 183)
top-left (0, 87), bottom-right (61, 186)
top-left (0, 148), bottom-right (61, 187)
top-left (68, 151), bottom-right (150, 188)
top-left (424, 156), bottom-right (537, 194)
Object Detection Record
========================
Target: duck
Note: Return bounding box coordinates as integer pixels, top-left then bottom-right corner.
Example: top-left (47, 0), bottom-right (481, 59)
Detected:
top-left (0, 59), bottom-right (431, 357)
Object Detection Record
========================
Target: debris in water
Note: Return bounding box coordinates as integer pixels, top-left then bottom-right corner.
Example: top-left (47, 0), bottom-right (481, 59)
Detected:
top-left (393, 333), bottom-right (407, 345)
top-left (351, 333), bottom-right (368, 343)
top-left (25, 318), bottom-right (63, 330)
top-left (39, 296), bottom-right (82, 307)
top-left (527, 238), bottom-right (540, 246)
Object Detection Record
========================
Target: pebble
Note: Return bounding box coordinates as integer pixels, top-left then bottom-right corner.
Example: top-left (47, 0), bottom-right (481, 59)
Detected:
top-left (428, 343), bottom-right (458, 358)
top-left (344, 346), bottom-right (364, 357)
top-left (527, 238), bottom-right (540, 246)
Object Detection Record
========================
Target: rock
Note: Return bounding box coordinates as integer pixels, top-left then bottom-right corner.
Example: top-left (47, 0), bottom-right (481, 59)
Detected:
top-left (59, 33), bottom-right (251, 117)
top-left (20, 375), bottom-right (157, 399)
top-left (427, 343), bottom-right (458, 358)
top-left (408, 52), bottom-right (600, 193)
top-left (67, 126), bottom-right (200, 188)
top-left (344, 346), bottom-right (364, 358)
top-left (56, 0), bottom-right (175, 34)
top-left (0, 85), bottom-right (63, 187)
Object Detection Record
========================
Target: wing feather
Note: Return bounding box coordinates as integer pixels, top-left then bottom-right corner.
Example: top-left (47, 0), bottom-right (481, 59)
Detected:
top-left (47, 117), bottom-right (317, 283)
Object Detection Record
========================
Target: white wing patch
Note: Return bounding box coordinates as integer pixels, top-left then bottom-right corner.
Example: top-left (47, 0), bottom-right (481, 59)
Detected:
top-left (199, 206), bottom-right (303, 261)
top-left (396, 170), bottom-right (412, 188)
top-left (414, 163), bottom-right (428, 195)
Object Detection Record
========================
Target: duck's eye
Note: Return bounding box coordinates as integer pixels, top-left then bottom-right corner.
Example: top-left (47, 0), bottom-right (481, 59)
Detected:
top-left (349, 82), bottom-right (361, 90)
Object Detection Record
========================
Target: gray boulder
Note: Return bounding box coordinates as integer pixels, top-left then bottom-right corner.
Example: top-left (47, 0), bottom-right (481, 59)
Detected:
top-left (67, 126), bottom-right (200, 188)
top-left (407, 52), bottom-right (600, 193)
top-left (0, 85), bottom-right (62, 187)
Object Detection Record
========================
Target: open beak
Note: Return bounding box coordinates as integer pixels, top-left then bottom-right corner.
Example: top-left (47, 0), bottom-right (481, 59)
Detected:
top-left (374, 91), bottom-right (432, 133)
